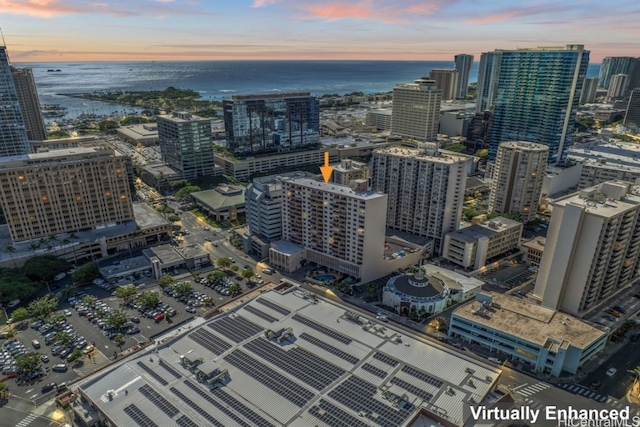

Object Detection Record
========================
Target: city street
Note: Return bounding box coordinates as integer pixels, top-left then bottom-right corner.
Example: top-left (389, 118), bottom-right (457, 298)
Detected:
top-left (581, 338), bottom-right (640, 400)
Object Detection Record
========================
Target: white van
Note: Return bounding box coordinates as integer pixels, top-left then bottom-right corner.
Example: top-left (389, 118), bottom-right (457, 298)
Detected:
top-left (7, 299), bottom-right (20, 308)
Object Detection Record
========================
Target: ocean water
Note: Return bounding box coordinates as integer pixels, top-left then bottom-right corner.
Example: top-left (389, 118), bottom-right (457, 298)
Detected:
top-left (14, 60), bottom-right (601, 119)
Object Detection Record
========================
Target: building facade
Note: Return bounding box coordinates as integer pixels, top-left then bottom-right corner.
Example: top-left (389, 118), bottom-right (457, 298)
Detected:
top-left (428, 69), bottom-right (459, 101)
top-left (0, 46), bottom-right (30, 157)
top-left (0, 146), bottom-right (133, 242)
top-left (533, 181), bottom-right (640, 315)
top-left (454, 54), bottom-right (474, 99)
top-left (599, 56), bottom-right (640, 89)
top-left (391, 78), bottom-right (441, 141)
top-left (365, 109), bottom-right (392, 131)
top-left (157, 111), bottom-right (215, 181)
top-left (449, 292), bottom-right (608, 377)
top-left (10, 67), bottom-right (46, 141)
top-left (443, 217), bottom-right (523, 270)
top-left (477, 45), bottom-right (589, 161)
top-left (607, 74), bottom-right (629, 101)
top-left (488, 141), bottom-right (549, 223)
top-left (274, 178), bottom-right (387, 282)
top-left (624, 89), bottom-right (640, 128)
top-left (579, 77), bottom-right (599, 104)
top-left (223, 93), bottom-right (320, 156)
top-left (522, 237), bottom-right (545, 267)
top-left (371, 145), bottom-right (468, 254)
top-left (331, 158), bottom-right (369, 185)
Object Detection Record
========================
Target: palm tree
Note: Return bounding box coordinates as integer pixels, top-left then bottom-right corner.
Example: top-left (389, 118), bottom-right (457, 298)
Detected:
top-left (28, 242), bottom-right (40, 256)
top-left (3, 245), bottom-right (17, 268)
top-left (628, 366), bottom-right (640, 399)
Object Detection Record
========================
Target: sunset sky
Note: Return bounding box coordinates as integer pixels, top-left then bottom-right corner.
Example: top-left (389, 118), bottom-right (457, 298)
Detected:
top-left (1, 0), bottom-right (639, 62)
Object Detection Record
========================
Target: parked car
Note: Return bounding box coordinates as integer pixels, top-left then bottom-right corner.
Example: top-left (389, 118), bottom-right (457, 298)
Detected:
top-left (130, 316), bottom-right (140, 323)
top-left (41, 382), bottom-right (57, 393)
top-left (590, 380), bottom-right (602, 390)
top-left (606, 367), bottom-right (617, 377)
top-left (31, 340), bottom-right (40, 349)
top-left (40, 354), bottom-right (49, 363)
top-left (52, 364), bottom-right (68, 373)
top-left (185, 306), bottom-right (196, 314)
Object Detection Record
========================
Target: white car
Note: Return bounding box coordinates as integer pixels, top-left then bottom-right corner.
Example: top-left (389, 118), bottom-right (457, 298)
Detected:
top-left (64, 310), bottom-right (72, 317)
top-left (606, 367), bottom-right (617, 377)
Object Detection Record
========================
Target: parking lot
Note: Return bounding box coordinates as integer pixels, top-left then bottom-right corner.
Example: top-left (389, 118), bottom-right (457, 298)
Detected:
top-left (582, 280), bottom-right (640, 329)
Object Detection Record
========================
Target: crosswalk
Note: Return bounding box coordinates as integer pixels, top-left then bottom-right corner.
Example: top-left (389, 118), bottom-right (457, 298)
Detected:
top-left (558, 383), bottom-right (608, 403)
top-left (16, 414), bottom-right (37, 427)
top-left (514, 381), bottom-right (551, 397)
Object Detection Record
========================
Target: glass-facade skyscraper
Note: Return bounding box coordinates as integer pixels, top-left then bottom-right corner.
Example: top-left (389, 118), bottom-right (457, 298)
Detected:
top-left (477, 45), bottom-right (589, 162)
top-left (0, 45), bottom-right (30, 157)
top-left (223, 93), bottom-right (319, 156)
top-left (599, 57), bottom-right (640, 89)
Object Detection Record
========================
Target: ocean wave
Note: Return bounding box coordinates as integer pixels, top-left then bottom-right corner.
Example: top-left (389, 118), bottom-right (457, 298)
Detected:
top-left (267, 89), bottom-right (281, 92)
top-left (219, 89), bottom-right (237, 93)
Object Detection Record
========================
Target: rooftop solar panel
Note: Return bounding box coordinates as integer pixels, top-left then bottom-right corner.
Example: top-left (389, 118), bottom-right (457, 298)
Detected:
top-left (188, 328), bottom-right (232, 355)
top-left (169, 387), bottom-right (224, 427)
top-left (183, 380), bottom-right (252, 427)
top-left (256, 298), bottom-right (291, 315)
top-left (372, 352), bottom-right (399, 367)
top-left (361, 363), bottom-right (387, 378)
top-left (124, 404), bottom-right (159, 427)
top-left (158, 359), bottom-right (182, 379)
top-left (299, 332), bottom-right (359, 364)
top-left (244, 305), bottom-right (278, 323)
top-left (136, 361), bottom-right (168, 386)
top-left (212, 388), bottom-right (276, 427)
top-left (175, 415), bottom-right (199, 427)
top-left (292, 314), bottom-right (352, 344)
top-left (208, 315), bottom-right (263, 343)
top-left (139, 384), bottom-right (180, 417)
top-left (401, 365), bottom-right (444, 388)
top-left (390, 377), bottom-right (434, 402)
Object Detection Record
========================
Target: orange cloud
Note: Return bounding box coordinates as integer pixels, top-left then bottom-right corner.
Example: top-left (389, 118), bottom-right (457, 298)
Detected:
top-left (468, 4), bottom-right (572, 24)
top-left (305, 2), bottom-right (373, 20)
top-left (0, 0), bottom-right (91, 18)
top-left (295, 0), bottom-right (450, 23)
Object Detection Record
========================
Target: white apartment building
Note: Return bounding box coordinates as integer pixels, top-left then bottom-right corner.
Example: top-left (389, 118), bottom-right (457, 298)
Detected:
top-left (391, 78), bottom-right (441, 141)
top-left (443, 217), bottom-right (523, 270)
top-left (371, 145), bottom-right (468, 254)
top-left (488, 141), bottom-right (549, 223)
top-left (365, 109), bottom-right (392, 131)
top-left (271, 178), bottom-right (387, 282)
top-left (533, 181), bottom-right (640, 315)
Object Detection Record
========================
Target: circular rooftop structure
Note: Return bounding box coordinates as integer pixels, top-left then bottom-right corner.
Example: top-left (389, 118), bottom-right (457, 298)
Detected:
top-left (386, 271), bottom-right (449, 300)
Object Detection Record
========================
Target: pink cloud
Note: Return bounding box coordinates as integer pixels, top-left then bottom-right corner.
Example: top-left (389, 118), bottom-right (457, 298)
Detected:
top-left (297, 0), bottom-right (451, 23)
top-left (0, 0), bottom-right (92, 18)
top-left (468, 4), bottom-right (573, 24)
top-left (251, 0), bottom-right (278, 7)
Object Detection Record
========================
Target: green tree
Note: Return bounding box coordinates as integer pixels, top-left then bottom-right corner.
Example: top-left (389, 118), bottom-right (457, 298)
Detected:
top-left (474, 149), bottom-right (489, 158)
top-left (486, 211), bottom-right (500, 220)
top-left (54, 331), bottom-right (75, 347)
top-left (22, 255), bottom-right (70, 282)
top-left (98, 119), bottom-right (119, 133)
top-left (113, 333), bottom-right (125, 346)
top-left (67, 349), bottom-right (83, 363)
top-left (228, 283), bottom-right (241, 296)
top-left (114, 284), bottom-right (137, 302)
top-left (11, 307), bottom-right (29, 321)
top-left (174, 185), bottom-right (201, 199)
top-left (3, 245), bottom-right (17, 268)
top-left (168, 214), bottom-right (181, 222)
top-left (241, 268), bottom-right (254, 280)
top-left (81, 295), bottom-right (97, 307)
top-left (445, 144), bottom-right (467, 153)
top-left (61, 285), bottom-right (76, 299)
top-left (230, 264), bottom-right (239, 272)
top-left (0, 268), bottom-right (37, 304)
top-left (216, 257), bottom-right (231, 269)
top-left (16, 352), bottom-right (41, 374)
top-left (137, 291), bottom-right (161, 309)
top-left (207, 270), bottom-right (225, 285)
top-left (503, 211), bottom-right (523, 222)
top-left (107, 309), bottom-right (128, 328)
top-left (463, 207), bottom-right (479, 221)
top-left (47, 312), bottom-right (65, 325)
top-left (27, 295), bottom-right (58, 318)
top-left (174, 282), bottom-right (193, 297)
top-left (72, 262), bottom-right (100, 284)
top-left (158, 275), bottom-right (176, 288)
top-left (364, 283), bottom-right (379, 299)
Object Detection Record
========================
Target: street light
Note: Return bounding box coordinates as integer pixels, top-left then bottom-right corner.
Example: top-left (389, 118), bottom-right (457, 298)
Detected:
top-left (42, 280), bottom-right (51, 294)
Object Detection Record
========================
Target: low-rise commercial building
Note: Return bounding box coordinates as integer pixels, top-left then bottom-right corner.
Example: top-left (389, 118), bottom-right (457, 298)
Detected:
top-left (191, 185), bottom-right (246, 222)
top-left (382, 264), bottom-right (483, 317)
top-left (442, 217), bottom-right (523, 270)
top-left (116, 123), bottom-right (159, 146)
top-left (449, 292), bottom-right (608, 376)
top-left (522, 237), bottom-right (545, 267)
top-left (144, 243), bottom-right (211, 278)
top-left (331, 158), bottom-right (369, 185)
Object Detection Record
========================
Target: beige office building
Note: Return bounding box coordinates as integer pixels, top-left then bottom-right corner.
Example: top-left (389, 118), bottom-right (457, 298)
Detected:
top-left (371, 145), bottom-right (468, 254)
top-left (272, 178), bottom-right (387, 282)
top-left (0, 146), bottom-right (133, 242)
top-left (533, 181), bottom-right (640, 315)
top-left (331, 158), bottom-right (369, 185)
top-left (443, 217), bottom-right (523, 270)
top-left (391, 78), bottom-right (441, 141)
top-left (488, 141), bottom-right (549, 223)
top-left (428, 69), bottom-right (459, 101)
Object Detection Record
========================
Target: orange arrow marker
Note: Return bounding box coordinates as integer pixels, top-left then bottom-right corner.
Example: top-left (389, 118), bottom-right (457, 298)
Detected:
top-left (320, 151), bottom-right (333, 183)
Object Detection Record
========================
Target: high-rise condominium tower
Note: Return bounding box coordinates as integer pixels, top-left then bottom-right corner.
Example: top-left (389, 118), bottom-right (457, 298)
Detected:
top-left (157, 111), bottom-right (215, 181)
top-left (488, 141), bottom-right (549, 223)
top-left (607, 74), bottom-right (629, 101)
top-left (0, 46), bottom-right (29, 157)
top-left (223, 93), bottom-right (320, 155)
top-left (10, 66), bottom-right (46, 141)
top-left (580, 77), bottom-right (599, 104)
top-left (371, 145), bottom-right (468, 254)
top-left (533, 181), bottom-right (640, 315)
top-left (624, 89), bottom-right (640, 128)
top-left (278, 178), bottom-right (387, 282)
top-left (391, 78), bottom-right (441, 141)
top-left (0, 144), bottom-right (133, 242)
top-left (599, 57), bottom-right (640, 89)
top-left (428, 69), bottom-right (459, 101)
top-left (476, 45), bottom-right (589, 161)
top-left (454, 54), bottom-right (474, 99)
